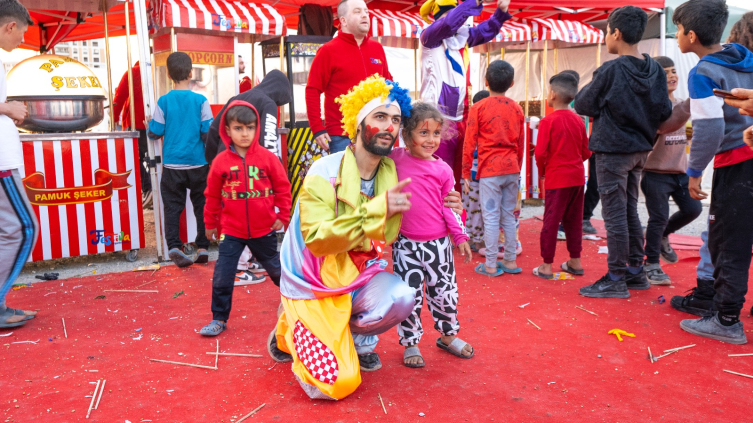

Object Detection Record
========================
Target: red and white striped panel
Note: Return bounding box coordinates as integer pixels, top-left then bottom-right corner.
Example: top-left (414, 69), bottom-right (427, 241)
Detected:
top-left (370, 10), bottom-right (428, 39)
top-left (493, 19), bottom-right (541, 43)
top-left (158, 0), bottom-right (286, 36)
top-left (20, 137), bottom-right (145, 262)
top-left (532, 18), bottom-right (604, 45)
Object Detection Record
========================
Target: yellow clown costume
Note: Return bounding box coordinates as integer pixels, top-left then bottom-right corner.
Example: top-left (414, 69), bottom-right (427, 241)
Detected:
top-left (272, 76), bottom-right (414, 400)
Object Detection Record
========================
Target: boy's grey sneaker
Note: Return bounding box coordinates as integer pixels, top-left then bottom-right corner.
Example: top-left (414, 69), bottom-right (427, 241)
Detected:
top-left (579, 273), bottom-right (630, 299)
top-left (671, 279), bottom-right (715, 316)
top-left (680, 313), bottom-right (747, 345)
top-left (660, 237), bottom-right (678, 263)
top-left (557, 230), bottom-right (567, 241)
top-left (582, 219), bottom-right (597, 234)
top-left (247, 260), bottom-right (266, 274)
top-left (168, 248), bottom-right (193, 268)
top-left (625, 269), bottom-right (650, 290)
top-left (645, 263), bottom-right (671, 285)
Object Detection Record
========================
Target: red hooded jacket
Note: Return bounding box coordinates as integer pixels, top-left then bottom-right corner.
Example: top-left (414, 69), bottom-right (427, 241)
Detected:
top-left (204, 100), bottom-right (292, 239)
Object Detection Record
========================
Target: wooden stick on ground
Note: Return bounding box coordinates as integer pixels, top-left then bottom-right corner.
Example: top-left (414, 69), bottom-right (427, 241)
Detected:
top-left (724, 369), bottom-right (753, 379)
top-left (729, 353), bottom-right (753, 357)
top-left (86, 379), bottom-right (101, 419)
top-left (149, 358), bottom-right (217, 370)
top-left (527, 318), bottom-right (541, 330)
top-left (648, 347), bottom-right (654, 363)
top-left (214, 339), bottom-right (219, 370)
top-left (135, 280), bottom-right (156, 289)
top-left (653, 350), bottom-right (677, 360)
top-left (575, 305), bottom-right (598, 316)
top-left (103, 290), bottom-right (158, 293)
top-left (663, 344), bottom-right (696, 353)
top-left (378, 393), bottom-right (387, 415)
top-left (94, 380), bottom-right (106, 409)
top-left (205, 352), bottom-right (263, 358)
top-left (236, 403), bottom-right (266, 423)
top-left (62, 318), bottom-right (68, 339)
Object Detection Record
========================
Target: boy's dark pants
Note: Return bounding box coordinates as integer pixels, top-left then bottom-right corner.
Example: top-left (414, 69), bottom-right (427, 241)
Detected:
top-left (708, 159), bottom-right (753, 317)
top-left (595, 152), bottom-right (648, 276)
top-left (212, 232), bottom-right (281, 321)
top-left (161, 166), bottom-right (210, 250)
top-left (640, 171), bottom-right (702, 264)
top-left (541, 186), bottom-right (583, 264)
top-left (583, 155), bottom-right (599, 220)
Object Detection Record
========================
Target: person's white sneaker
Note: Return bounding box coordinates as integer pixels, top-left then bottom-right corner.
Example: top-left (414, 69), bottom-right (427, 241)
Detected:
top-left (234, 270), bottom-right (266, 286)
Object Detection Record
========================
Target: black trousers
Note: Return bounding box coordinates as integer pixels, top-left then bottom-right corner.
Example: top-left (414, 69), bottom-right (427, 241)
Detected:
top-left (708, 159), bottom-right (753, 316)
top-left (137, 129), bottom-right (152, 192)
top-left (160, 166), bottom-right (210, 250)
top-left (583, 155), bottom-right (599, 221)
top-left (211, 232), bottom-right (281, 321)
top-left (640, 171), bottom-right (702, 264)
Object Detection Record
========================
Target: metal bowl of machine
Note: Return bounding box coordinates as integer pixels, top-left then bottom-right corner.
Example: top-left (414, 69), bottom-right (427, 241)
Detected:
top-left (6, 55), bottom-right (107, 132)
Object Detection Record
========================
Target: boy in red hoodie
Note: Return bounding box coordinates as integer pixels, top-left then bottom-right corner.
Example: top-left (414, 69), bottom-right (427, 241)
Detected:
top-left (533, 72), bottom-right (591, 279)
top-left (199, 101), bottom-right (292, 336)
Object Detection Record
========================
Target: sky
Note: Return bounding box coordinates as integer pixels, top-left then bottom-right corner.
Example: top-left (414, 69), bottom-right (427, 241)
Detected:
top-left (726, 0), bottom-right (752, 9)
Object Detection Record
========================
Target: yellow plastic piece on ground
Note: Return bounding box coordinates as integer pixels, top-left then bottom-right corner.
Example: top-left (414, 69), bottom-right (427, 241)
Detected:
top-left (133, 264), bottom-right (160, 272)
top-left (608, 328), bottom-right (636, 342)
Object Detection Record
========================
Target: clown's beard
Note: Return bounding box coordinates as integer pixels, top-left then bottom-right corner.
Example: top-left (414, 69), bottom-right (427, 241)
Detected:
top-left (360, 123), bottom-right (396, 157)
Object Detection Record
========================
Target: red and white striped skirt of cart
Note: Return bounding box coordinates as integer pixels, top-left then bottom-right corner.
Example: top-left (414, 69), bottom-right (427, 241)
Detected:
top-left (19, 132), bottom-right (145, 262)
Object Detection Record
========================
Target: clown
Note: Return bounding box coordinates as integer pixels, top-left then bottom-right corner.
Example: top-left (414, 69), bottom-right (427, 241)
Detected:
top-left (419, 0), bottom-right (512, 168)
top-left (266, 76), bottom-right (417, 400)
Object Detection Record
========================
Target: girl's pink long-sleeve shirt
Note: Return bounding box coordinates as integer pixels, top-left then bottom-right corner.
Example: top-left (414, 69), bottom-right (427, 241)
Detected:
top-left (390, 148), bottom-right (469, 246)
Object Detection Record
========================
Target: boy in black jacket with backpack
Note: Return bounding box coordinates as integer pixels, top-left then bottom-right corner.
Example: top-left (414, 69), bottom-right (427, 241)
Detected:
top-left (574, 6), bottom-right (672, 299)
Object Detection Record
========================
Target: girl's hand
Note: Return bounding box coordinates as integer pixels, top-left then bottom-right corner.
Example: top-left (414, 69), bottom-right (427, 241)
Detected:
top-left (463, 179), bottom-right (470, 195)
top-left (271, 219), bottom-right (284, 231)
top-left (458, 241), bottom-right (472, 263)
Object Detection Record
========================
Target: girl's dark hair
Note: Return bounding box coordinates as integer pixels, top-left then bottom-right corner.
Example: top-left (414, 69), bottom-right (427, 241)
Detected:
top-left (728, 12), bottom-right (753, 51)
top-left (225, 105), bottom-right (257, 125)
top-left (402, 102), bottom-right (444, 144)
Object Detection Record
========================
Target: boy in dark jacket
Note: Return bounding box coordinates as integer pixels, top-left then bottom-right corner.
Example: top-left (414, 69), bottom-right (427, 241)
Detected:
top-left (199, 101), bottom-right (292, 336)
top-left (574, 6), bottom-right (672, 299)
top-left (670, 0), bottom-right (753, 345)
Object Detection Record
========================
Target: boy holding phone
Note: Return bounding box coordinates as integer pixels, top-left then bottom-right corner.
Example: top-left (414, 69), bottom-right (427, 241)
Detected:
top-left (670, 0), bottom-right (753, 344)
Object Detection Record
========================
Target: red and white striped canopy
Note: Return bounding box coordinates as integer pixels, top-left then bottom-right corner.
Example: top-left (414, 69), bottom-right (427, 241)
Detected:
top-left (369, 10), bottom-right (429, 49)
top-left (153, 0), bottom-right (287, 37)
top-left (491, 18), bottom-right (602, 46)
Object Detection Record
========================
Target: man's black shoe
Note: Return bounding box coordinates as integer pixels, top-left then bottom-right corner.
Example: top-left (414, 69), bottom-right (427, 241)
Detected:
top-left (671, 288), bottom-right (714, 317)
top-left (579, 273), bottom-right (630, 299)
top-left (625, 270), bottom-right (650, 290)
top-left (358, 352), bottom-right (382, 372)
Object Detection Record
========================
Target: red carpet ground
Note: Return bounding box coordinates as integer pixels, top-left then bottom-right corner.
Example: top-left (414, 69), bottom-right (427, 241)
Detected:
top-left (2, 218), bottom-right (752, 422)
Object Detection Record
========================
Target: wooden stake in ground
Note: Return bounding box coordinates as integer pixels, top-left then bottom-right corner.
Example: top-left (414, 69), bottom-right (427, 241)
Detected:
top-left (103, 290), bottom-right (158, 293)
top-left (62, 318), bottom-right (67, 339)
top-left (527, 318), bottom-right (541, 330)
top-left (575, 305), bottom-right (598, 316)
top-left (663, 344), bottom-right (695, 353)
top-left (205, 352), bottom-right (263, 358)
top-left (236, 403), bottom-right (266, 423)
top-left (149, 358), bottom-right (217, 370)
top-left (214, 339), bottom-right (219, 370)
top-left (378, 393), bottom-right (387, 415)
top-left (729, 353), bottom-right (753, 357)
top-left (86, 379), bottom-right (101, 418)
top-left (94, 380), bottom-right (106, 409)
top-left (724, 369), bottom-right (753, 379)
top-left (648, 347), bottom-right (654, 363)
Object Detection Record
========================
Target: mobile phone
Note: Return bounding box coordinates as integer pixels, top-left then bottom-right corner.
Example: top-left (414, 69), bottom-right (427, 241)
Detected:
top-left (712, 88), bottom-right (745, 101)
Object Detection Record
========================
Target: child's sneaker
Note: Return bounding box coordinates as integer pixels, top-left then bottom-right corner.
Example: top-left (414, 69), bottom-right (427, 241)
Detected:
top-left (680, 313), bottom-right (747, 345)
top-left (557, 230), bottom-right (567, 241)
top-left (247, 260), bottom-right (266, 274)
top-left (234, 270), bottom-right (266, 286)
top-left (660, 237), bottom-right (678, 263)
top-left (168, 248), bottom-right (193, 268)
top-left (670, 278), bottom-right (715, 316)
top-left (645, 263), bottom-right (671, 285)
top-left (579, 273), bottom-right (630, 299)
top-left (625, 268), bottom-right (650, 290)
top-left (582, 219), bottom-right (597, 234)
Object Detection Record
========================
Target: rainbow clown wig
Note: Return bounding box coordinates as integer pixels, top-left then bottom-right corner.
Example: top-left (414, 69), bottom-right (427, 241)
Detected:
top-left (335, 75), bottom-right (412, 140)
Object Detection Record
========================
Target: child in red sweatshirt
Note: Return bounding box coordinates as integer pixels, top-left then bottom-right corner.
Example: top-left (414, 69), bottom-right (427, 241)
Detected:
top-left (199, 101), bottom-right (292, 336)
top-left (533, 71), bottom-right (591, 279)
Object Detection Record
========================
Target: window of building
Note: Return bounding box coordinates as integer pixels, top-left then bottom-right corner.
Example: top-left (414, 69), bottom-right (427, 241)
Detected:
top-left (93, 58), bottom-right (99, 63)
top-left (92, 41), bottom-right (98, 47)
top-left (82, 41), bottom-right (87, 46)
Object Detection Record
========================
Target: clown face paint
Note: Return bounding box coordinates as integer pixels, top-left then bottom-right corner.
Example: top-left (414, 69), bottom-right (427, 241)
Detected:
top-left (406, 119), bottom-right (442, 160)
top-left (359, 104), bottom-right (401, 157)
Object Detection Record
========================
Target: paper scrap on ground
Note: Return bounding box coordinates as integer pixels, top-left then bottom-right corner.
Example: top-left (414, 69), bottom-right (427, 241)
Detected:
top-left (584, 235), bottom-right (601, 240)
top-left (598, 246), bottom-right (609, 254)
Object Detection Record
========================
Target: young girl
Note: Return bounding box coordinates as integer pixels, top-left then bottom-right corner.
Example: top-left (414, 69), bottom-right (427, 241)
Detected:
top-left (390, 102), bottom-right (473, 368)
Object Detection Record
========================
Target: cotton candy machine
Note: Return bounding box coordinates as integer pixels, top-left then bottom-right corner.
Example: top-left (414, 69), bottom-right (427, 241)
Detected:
top-left (6, 55), bottom-right (106, 132)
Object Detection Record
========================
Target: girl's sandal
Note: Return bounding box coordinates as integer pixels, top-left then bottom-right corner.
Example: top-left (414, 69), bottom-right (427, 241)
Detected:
top-left (403, 346), bottom-right (425, 368)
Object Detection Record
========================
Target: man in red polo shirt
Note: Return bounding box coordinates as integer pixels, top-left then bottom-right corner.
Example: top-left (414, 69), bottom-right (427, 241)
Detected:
top-left (306, 0), bottom-right (392, 153)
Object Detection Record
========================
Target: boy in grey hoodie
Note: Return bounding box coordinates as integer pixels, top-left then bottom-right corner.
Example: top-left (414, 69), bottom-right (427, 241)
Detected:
top-left (574, 6), bottom-right (672, 300)
top-left (670, 0), bottom-right (753, 345)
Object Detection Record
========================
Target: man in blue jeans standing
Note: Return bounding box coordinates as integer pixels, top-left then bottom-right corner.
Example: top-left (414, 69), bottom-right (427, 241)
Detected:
top-left (305, 0), bottom-right (392, 154)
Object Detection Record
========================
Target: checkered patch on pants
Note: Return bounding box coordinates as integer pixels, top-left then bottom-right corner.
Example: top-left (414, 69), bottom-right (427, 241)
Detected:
top-left (293, 320), bottom-right (339, 385)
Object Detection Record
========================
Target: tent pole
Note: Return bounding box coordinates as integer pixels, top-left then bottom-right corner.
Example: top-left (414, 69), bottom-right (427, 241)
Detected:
top-left (486, 50), bottom-right (490, 67)
top-left (500, 47), bottom-right (505, 60)
top-left (125, 0), bottom-right (136, 130)
top-left (541, 42), bottom-right (547, 117)
top-left (234, 37), bottom-right (239, 95)
top-left (596, 39), bottom-right (601, 67)
top-left (525, 41), bottom-right (530, 117)
top-left (553, 47), bottom-right (557, 74)
top-left (660, 7), bottom-right (666, 56)
top-left (414, 45), bottom-right (418, 100)
top-left (251, 42), bottom-right (255, 88)
top-left (102, 0), bottom-right (114, 131)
